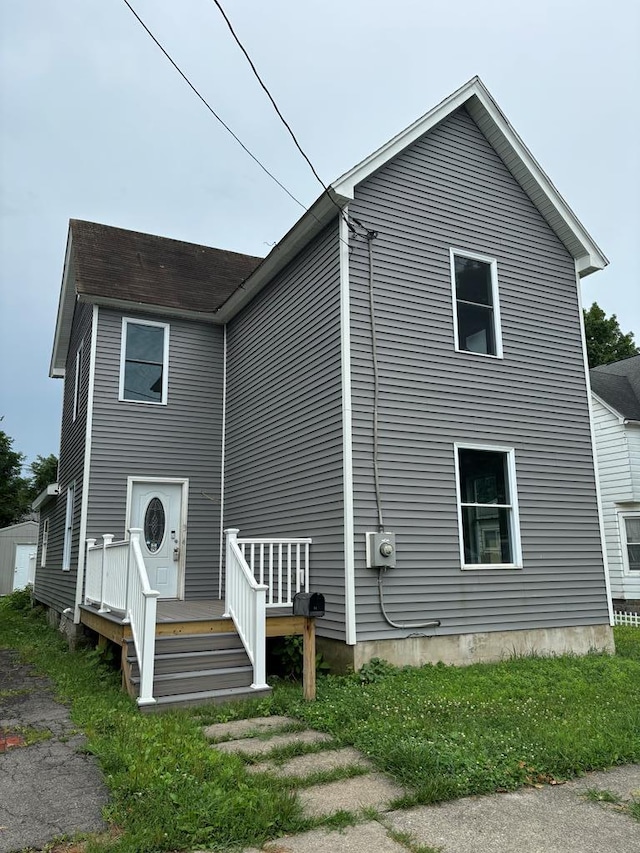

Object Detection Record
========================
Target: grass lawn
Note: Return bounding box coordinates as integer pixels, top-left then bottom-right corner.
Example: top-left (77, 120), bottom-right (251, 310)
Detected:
top-left (1, 589), bottom-right (639, 852)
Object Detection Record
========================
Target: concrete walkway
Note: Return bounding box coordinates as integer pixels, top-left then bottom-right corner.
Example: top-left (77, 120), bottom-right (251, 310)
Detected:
top-left (0, 650), bottom-right (108, 853)
top-left (205, 717), bottom-right (640, 853)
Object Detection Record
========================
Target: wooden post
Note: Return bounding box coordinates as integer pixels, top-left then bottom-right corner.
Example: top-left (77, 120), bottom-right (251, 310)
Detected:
top-left (303, 617), bottom-right (316, 701)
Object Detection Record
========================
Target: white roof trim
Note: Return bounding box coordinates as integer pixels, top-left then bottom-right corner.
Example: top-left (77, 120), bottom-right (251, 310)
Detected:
top-left (331, 76), bottom-right (608, 278)
top-left (50, 229), bottom-right (76, 378)
top-left (592, 391), bottom-right (625, 423)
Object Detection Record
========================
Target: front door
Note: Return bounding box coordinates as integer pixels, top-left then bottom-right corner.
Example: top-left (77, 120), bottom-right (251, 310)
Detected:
top-left (129, 481), bottom-right (185, 599)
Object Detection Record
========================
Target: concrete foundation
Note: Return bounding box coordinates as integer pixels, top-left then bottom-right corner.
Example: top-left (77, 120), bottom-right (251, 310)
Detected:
top-left (317, 623), bottom-right (615, 673)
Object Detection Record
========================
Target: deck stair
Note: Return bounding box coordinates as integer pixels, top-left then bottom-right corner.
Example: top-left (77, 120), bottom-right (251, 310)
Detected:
top-left (124, 631), bottom-right (271, 711)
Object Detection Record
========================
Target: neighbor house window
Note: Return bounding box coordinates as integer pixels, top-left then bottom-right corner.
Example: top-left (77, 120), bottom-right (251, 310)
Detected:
top-left (62, 483), bottom-right (75, 571)
top-left (72, 343), bottom-right (83, 421)
top-left (119, 319), bottom-right (169, 404)
top-left (620, 514), bottom-right (640, 573)
top-left (41, 518), bottom-right (49, 567)
top-left (455, 445), bottom-right (521, 568)
top-left (450, 249), bottom-right (502, 357)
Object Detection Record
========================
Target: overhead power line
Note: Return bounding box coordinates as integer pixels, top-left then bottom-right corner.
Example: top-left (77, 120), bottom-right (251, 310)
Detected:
top-left (120, 0), bottom-right (307, 212)
top-left (210, 0), bottom-right (357, 233)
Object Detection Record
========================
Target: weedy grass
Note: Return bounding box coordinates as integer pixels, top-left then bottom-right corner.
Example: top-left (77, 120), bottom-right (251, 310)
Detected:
top-left (1, 592), bottom-right (639, 850)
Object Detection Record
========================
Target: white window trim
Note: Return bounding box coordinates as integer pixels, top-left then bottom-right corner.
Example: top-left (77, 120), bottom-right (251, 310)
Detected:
top-left (40, 518), bottom-right (49, 568)
top-left (62, 483), bottom-right (75, 571)
top-left (72, 342), bottom-right (83, 421)
top-left (119, 317), bottom-right (170, 405)
top-left (450, 248), bottom-right (503, 359)
top-left (453, 442), bottom-right (522, 570)
top-left (618, 510), bottom-right (640, 575)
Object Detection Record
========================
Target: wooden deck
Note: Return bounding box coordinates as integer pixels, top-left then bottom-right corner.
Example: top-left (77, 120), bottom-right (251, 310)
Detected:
top-left (79, 599), bottom-right (307, 643)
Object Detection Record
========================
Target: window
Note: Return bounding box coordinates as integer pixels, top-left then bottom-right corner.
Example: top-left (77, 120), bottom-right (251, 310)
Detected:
top-left (62, 483), bottom-right (75, 571)
top-left (455, 445), bottom-right (521, 568)
top-left (72, 343), bottom-right (83, 421)
top-left (41, 518), bottom-right (49, 567)
top-left (620, 514), bottom-right (640, 573)
top-left (450, 249), bottom-right (502, 357)
top-left (119, 319), bottom-right (169, 404)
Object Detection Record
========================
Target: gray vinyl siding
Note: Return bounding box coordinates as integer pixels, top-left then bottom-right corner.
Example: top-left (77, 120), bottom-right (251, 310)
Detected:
top-left (34, 301), bottom-right (92, 613)
top-left (225, 225), bottom-right (345, 640)
top-left (348, 106), bottom-right (609, 641)
top-left (88, 309), bottom-right (224, 598)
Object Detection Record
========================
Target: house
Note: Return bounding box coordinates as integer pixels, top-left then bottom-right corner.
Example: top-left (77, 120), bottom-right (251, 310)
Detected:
top-left (590, 355), bottom-right (640, 610)
top-left (0, 520), bottom-right (38, 595)
top-left (33, 77), bottom-right (614, 707)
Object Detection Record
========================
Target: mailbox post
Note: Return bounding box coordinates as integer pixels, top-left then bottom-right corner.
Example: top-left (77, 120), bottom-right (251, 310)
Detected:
top-left (293, 592), bottom-right (325, 701)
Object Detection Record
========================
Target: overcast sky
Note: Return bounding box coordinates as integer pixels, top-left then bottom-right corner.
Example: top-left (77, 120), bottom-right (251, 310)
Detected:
top-left (1, 0), bottom-right (638, 470)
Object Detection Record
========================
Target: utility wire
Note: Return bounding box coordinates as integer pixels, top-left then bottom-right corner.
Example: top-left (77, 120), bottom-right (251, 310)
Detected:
top-left (120, 0), bottom-right (307, 212)
top-left (210, 0), bottom-right (357, 233)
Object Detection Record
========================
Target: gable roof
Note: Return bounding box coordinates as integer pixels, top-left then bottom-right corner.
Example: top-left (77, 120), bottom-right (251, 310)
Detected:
top-left (590, 356), bottom-right (640, 422)
top-left (216, 76), bottom-right (608, 321)
top-left (50, 221), bottom-right (263, 376)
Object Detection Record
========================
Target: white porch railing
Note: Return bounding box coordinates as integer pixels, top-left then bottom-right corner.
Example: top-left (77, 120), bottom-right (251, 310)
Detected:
top-left (85, 529), bottom-right (159, 706)
top-left (237, 537), bottom-right (311, 607)
top-left (225, 529), bottom-right (269, 690)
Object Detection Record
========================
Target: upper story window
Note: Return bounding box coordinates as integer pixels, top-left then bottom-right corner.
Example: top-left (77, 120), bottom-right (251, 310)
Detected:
top-left (454, 444), bottom-right (522, 569)
top-left (119, 319), bottom-right (169, 405)
top-left (72, 343), bottom-right (83, 421)
top-left (620, 514), bottom-right (640, 573)
top-left (450, 249), bottom-right (503, 358)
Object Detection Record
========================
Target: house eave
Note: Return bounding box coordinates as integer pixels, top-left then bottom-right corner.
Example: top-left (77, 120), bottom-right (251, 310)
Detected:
top-left (76, 293), bottom-right (219, 324)
top-left (32, 483), bottom-right (60, 511)
top-left (50, 229), bottom-right (76, 378)
top-left (215, 190), bottom-right (349, 323)
top-left (331, 76), bottom-right (608, 274)
top-left (592, 391), bottom-right (626, 423)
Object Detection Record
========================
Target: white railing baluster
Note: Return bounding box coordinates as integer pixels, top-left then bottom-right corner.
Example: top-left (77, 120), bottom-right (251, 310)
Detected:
top-left (236, 537), bottom-right (312, 608)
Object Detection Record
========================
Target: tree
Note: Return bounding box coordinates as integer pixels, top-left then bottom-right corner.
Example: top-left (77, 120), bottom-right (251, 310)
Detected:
top-left (29, 454), bottom-right (58, 500)
top-left (0, 431), bottom-right (31, 527)
top-left (583, 302), bottom-right (639, 368)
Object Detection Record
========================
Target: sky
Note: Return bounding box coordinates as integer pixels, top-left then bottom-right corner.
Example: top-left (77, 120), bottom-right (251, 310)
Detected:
top-left (1, 0), bottom-right (639, 471)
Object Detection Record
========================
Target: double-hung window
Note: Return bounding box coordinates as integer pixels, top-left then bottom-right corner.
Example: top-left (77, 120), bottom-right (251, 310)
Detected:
top-left (450, 249), bottom-right (502, 357)
top-left (455, 445), bottom-right (521, 568)
top-left (119, 319), bottom-right (169, 404)
top-left (620, 513), bottom-right (640, 573)
top-left (62, 483), bottom-right (75, 571)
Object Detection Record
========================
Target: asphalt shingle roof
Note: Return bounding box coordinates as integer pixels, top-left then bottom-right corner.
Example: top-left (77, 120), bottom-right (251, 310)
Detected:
top-left (69, 220), bottom-right (263, 314)
top-left (590, 355), bottom-right (640, 420)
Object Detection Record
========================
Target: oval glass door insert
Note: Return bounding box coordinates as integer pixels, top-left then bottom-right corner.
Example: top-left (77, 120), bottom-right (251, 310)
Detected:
top-left (144, 497), bottom-right (166, 553)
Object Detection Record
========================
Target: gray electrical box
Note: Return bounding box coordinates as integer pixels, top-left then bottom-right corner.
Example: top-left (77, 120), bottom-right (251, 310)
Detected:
top-left (366, 532), bottom-right (396, 568)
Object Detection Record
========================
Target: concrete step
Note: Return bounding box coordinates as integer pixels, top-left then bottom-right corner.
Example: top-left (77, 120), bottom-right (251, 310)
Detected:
top-left (213, 729), bottom-right (333, 758)
top-left (299, 773), bottom-right (405, 818)
top-left (203, 715), bottom-right (299, 741)
top-left (247, 746), bottom-right (373, 779)
top-left (142, 684), bottom-right (272, 712)
top-left (130, 665), bottom-right (253, 697)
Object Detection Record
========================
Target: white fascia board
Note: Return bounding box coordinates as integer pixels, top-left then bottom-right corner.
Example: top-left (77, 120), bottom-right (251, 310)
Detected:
top-left (215, 190), bottom-right (349, 323)
top-left (592, 391), bottom-right (626, 424)
top-left (32, 484), bottom-right (60, 511)
top-left (332, 76), bottom-right (608, 275)
top-left (77, 293), bottom-right (218, 324)
top-left (50, 228), bottom-right (76, 378)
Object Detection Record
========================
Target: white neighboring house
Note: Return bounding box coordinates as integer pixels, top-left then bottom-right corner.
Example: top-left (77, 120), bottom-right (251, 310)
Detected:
top-left (591, 355), bottom-right (640, 610)
top-left (0, 520), bottom-right (38, 595)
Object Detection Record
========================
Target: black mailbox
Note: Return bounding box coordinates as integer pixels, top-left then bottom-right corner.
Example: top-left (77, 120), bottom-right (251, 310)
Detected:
top-left (293, 592), bottom-right (325, 618)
